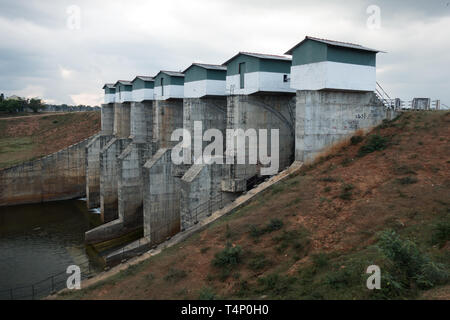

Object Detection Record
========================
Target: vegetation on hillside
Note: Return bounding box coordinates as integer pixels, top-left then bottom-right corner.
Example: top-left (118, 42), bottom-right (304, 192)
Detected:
top-left (0, 112), bottom-right (100, 169)
top-left (57, 111), bottom-right (450, 300)
top-left (0, 94), bottom-right (44, 114)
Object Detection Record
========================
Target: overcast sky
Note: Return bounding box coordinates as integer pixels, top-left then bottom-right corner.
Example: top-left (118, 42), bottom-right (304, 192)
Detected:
top-left (0, 0), bottom-right (449, 106)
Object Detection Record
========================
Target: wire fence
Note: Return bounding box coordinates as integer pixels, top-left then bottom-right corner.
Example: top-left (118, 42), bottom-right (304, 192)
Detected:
top-left (0, 255), bottom-right (97, 300)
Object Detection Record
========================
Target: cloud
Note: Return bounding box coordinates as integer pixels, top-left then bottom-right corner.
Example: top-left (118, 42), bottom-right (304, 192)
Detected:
top-left (0, 0), bottom-right (449, 105)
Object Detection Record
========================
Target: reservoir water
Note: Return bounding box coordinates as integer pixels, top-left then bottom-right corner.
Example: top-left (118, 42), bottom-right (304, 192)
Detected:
top-left (0, 199), bottom-right (102, 298)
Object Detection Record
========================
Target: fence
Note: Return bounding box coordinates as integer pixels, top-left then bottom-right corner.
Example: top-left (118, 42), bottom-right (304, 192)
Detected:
top-left (0, 255), bottom-right (97, 300)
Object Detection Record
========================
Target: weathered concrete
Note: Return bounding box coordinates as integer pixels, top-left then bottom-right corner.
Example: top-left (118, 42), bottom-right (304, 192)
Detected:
top-left (222, 93), bottom-right (296, 192)
top-left (153, 99), bottom-right (184, 150)
top-left (130, 101), bottom-right (154, 143)
top-left (83, 161), bottom-right (303, 269)
top-left (295, 90), bottom-right (396, 163)
top-left (99, 137), bottom-right (132, 223)
top-left (143, 148), bottom-right (181, 245)
top-left (101, 103), bottom-right (114, 135)
top-left (86, 134), bottom-right (113, 209)
top-left (183, 97), bottom-right (227, 161)
top-left (117, 142), bottom-right (153, 227)
top-left (0, 136), bottom-right (94, 207)
top-left (180, 159), bottom-right (235, 230)
top-left (113, 102), bottom-right (131, 138)
top-left (85, 104), bottom-right (115, 209)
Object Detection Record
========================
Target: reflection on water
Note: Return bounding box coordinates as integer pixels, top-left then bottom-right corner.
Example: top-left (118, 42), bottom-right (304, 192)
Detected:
top-left (0, 200), bottom-right (101, 291)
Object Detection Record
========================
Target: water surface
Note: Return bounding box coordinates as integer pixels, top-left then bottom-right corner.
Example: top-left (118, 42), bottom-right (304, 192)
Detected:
top-left (0, 200), bottom-right (101, 297)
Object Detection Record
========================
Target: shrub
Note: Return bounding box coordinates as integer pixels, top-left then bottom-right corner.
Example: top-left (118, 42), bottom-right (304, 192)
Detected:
top-left (350, 135), bottom-right (364, 145)
top-left (212, 242), bottom-right (243, 269)
top-left (248, 253), bottom-right (270, 271)
top-left (257, 274), bottom-right (296, 296)
top-left (358, 135), bottom-right (388, 157)
top-left (273, 228), bottom-right (310, 254)
top-left (198, 287), bottom-right (217, 300)
top-left (431, 222), bottom-right (450, 248)
top-left (164, 268), bottom-right (187, 283)
top-left (377, 230), bottom-right (448, 289)
top-left (320, 176), bottom-right (338, 182)
top-left (249, 219), bottom-right (284, 239)
top-left (265, 219), bottom-right (284, 232)
top-left (339, 184), bottom-right (354, 200)
top-left (311, 253), bottom-right (330, 269)
top-left (396, 177), bottom-right (418, 185)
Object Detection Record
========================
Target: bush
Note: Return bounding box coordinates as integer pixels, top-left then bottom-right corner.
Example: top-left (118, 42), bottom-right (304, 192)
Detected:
top-left (249, 219), bottom-right (284, 239)
top-left (377, 230), bottom-right (448, 289)
top-left (257, 274), bottom-right (296, 296)
top-left (311, 253), bottom-right (330, 269)
top-left (350, 135), bottom-right (364, 145)
top-left (339, 184), bottom-right (354, 200)
top-left (265, 219), bottom-right (284, 232)
top-left (358, 135), bottom-right (388, 157)
top-left (212, 242), bottom-right (243, 269)
top-left (396, 177), bottom-right (418, 185)
top-left (198, 287), bottom-right (217, 300)
top-left (164, 268), bottom-right (187, 283)
top-left (248, 253), bottom-right (270, 271)
top-left (431, 222), bottom-right (450, 248)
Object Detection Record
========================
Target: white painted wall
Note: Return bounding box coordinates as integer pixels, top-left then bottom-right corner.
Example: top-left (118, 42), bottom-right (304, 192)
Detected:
top-left (226, 72), bottom-right (294, 95)
top-left (184, 79), bottom-right (226, 98)
top-left (132, 88), bottom-right (154, 102)
top-left (120, 91), bottom-right (132, 103)
top-left (104, 93), bottom-right (115, 104)
top-left (290, 61), bottom-right (376, 91)
top-left (154, 85), bottom-right (184, 100)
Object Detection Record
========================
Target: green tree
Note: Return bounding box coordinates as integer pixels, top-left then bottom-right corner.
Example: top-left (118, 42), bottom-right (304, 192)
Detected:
top-left (28, 98), bottom-right (44, 113)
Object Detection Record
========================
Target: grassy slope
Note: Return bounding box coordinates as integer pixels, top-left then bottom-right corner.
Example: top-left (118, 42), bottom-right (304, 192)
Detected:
top-left (0, 112), bottom-right (100, 169)
top-left (59, 111), bottom-right (449, 300)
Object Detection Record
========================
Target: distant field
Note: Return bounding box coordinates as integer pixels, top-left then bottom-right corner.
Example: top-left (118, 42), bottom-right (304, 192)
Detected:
top-left (0, 112), bottom-right (100, 169)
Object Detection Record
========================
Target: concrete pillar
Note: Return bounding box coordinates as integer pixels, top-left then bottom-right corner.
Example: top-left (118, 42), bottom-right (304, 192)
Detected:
top-left (99, 137), bottom-right (132, 223)
top-left (113, 102), bottom-right (131, 138)
top-left (101, 103), bottom-right (114, 135)
top-left (180, 159), bottom-right (234, 230)
top-left (222, 93), bottom-right (295, 192)
top-left (130, 101), bottom-right (154, 143)
top-left (183, 97), bottom-right (227, 162)
top-left (153, 99), bottom-right (184, 150)
top-left (143, 148), bottom-right (181, 245)
top-left (295, 90), bottom-right (390, 163)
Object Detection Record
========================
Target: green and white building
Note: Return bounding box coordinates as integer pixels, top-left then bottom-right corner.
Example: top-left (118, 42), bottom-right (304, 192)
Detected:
top-left (114, 80), bottom-right (133, 103)
top-left (182, 63), bottom-right (227, 98)
top-left (103, 84), bottom-right (116, 104)
top-left (285, 36), bottom-right (381, 92)
top-left (222, 52), bottom-right (294, 95)
top-left (131, 76), bottom-right (154, 102)
top-left (153, 71), bottom-right (184, 100)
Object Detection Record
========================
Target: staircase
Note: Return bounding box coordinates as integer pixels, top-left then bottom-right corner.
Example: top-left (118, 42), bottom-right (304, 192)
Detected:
top-left (375, 82), bottom-right (397, 109)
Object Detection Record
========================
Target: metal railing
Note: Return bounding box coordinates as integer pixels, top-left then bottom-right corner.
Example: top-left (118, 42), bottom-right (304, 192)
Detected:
top-left (0, 255), bottom-right (97, 300)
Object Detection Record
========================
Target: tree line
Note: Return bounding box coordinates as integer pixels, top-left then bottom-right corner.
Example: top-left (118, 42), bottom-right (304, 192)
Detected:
top-left (0, 93), bottom-right (44, 113)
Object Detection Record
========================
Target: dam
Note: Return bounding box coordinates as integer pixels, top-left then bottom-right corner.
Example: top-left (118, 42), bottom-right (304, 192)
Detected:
top-left (0, 36), bottom-right (400, 268)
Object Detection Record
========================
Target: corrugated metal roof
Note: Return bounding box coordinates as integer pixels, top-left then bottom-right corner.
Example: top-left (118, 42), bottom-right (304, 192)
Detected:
top-left (223, 52), bottom-right (292, 65)
top-left (102, 83), bottom-right (115, 89)
top-left (114, 80), bottom-right (132, 86)
top-left (157, 70), bottom-right (184, 77)
top-left (132, 76), bottom-right (154, 82)
top-left (285, 36), bottom-right (382, 55)
top-left (182, 63), bottom-right (227, 73)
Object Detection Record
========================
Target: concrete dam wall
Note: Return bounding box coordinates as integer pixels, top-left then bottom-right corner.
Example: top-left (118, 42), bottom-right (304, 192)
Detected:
top-left (0, 135), bottom-right (95, 207)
